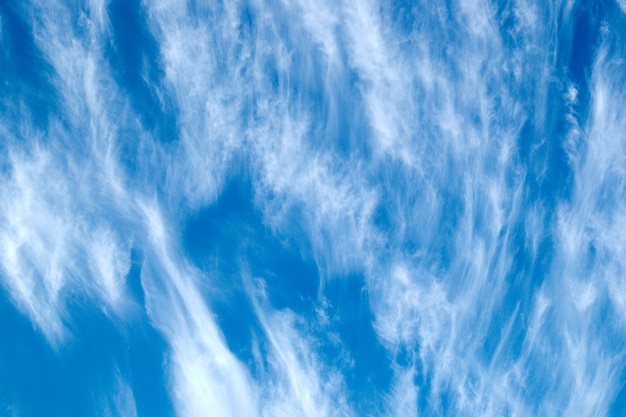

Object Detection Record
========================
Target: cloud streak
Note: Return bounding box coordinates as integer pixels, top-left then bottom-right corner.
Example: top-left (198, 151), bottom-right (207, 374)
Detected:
top-left (1, 0), bottom-right (625, 416)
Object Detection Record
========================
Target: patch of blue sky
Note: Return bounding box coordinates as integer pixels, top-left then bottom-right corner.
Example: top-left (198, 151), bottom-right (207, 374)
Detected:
top-left (123, 248), bottom-right (176, 417)
top-left (0, 1), bottom-right (58, 130)
top-left (105, 0), bottom-right (178, 146)
top-left (179, 171), bottom-right (393, 414)
top-left (323, 273), bottom-right (394, 414)
top-left (0, 278), bottom-right (144, 417)
top-left (180, 177), bottom-right (316, 366)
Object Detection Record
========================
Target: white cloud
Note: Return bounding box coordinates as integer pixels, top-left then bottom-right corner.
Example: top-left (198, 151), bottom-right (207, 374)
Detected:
top-left (249, 107), bottom-right (380, 275)
top-left (335, 0), bottom-right (625, 416)
top-left (0, 146), bottom-right (78, 343)
top-left (541, 24), bottom-right (626, 416)
top-left (386, 367), bottom-right (419, 417)
top-left (246, 277), bottom-right (355, 417)
top-left (0, 142), bottom-right (133, 344)
top-left (146, 0), bottom-right (250, 209)
top-left (103, 374), bottom-right (138, 417)
top-left (138, 200), bottom-right (258, 417)
top-left (87, 227), bottom-right (132, 310)
top-left (2, 1), bottom-right (626, 416)
top-left (0, 0), bottom-right (134, 344)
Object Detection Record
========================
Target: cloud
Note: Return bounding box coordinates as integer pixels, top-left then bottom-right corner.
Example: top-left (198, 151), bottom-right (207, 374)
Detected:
top-left (542, 22), bottom-right (626, 416)
top-left (0, 146), bottom-right (74, 343)
top-left (87, 227), bottom-right (132, 310)
top-left (138, 200), bottom-right (258, 417)
top-left (145, 0), bottom-right (252, 209)
top-left (246, 277), bottom-right (355, 417)
top-left (386, 366), bottom-right (419, 417)
top-left (2, 1), bottom-right (626, 416)
top-left (0, 144), bottom-right (130, 343)
top-left (103, 374), bottom-right (138, 417)
top-left (334, 0), bottom-right (624, 415)
top-left (0, 0), bottom-right (137, 345)
top-left (135, 197), bottom-right (357, 417)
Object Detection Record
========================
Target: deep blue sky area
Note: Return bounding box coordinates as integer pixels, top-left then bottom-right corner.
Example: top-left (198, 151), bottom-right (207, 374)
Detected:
top-left (1, 1), bottom-right (626, 416)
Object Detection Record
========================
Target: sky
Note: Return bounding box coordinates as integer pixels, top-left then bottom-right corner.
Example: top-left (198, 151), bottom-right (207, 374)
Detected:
top-left (1, 0), bottom-right (626, 416)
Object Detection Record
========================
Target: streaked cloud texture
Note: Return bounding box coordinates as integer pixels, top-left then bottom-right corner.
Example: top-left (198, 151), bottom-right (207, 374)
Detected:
top-left (1, 0), bottom-right (625, 416)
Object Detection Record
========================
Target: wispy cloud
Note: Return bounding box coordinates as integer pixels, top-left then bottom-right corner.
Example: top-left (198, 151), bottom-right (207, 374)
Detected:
top-left (245, 276), bottom-right (355, 417)
top-left (0, 0), bottom-right (135, 345)
top-left (2, 0), bottom-right (625, 416)
top-left (543, 22), bottom-right (626, 416)
top-left (0, 145), bottom-right (73, 343)
top-left (145, 0), bottom-right (252, 208)
top-left (0, 143), bottom-right (132, 343)
top-left (103, 373), bottom-right (138, 417)
top-left (138, 200), bottom-right (258, 417)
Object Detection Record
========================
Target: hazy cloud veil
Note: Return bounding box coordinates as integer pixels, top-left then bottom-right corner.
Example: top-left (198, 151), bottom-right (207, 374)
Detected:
top-left (1, 0), bottom-right (626, 416)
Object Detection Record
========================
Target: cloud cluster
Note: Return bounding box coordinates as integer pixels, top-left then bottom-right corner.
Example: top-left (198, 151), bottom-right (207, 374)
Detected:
top-left (1, 0), bottom-right (625, 416)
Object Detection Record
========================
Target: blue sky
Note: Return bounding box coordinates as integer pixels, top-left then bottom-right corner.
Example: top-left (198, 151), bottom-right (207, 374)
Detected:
top-left (1, 0), bottom-right (626, 416)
